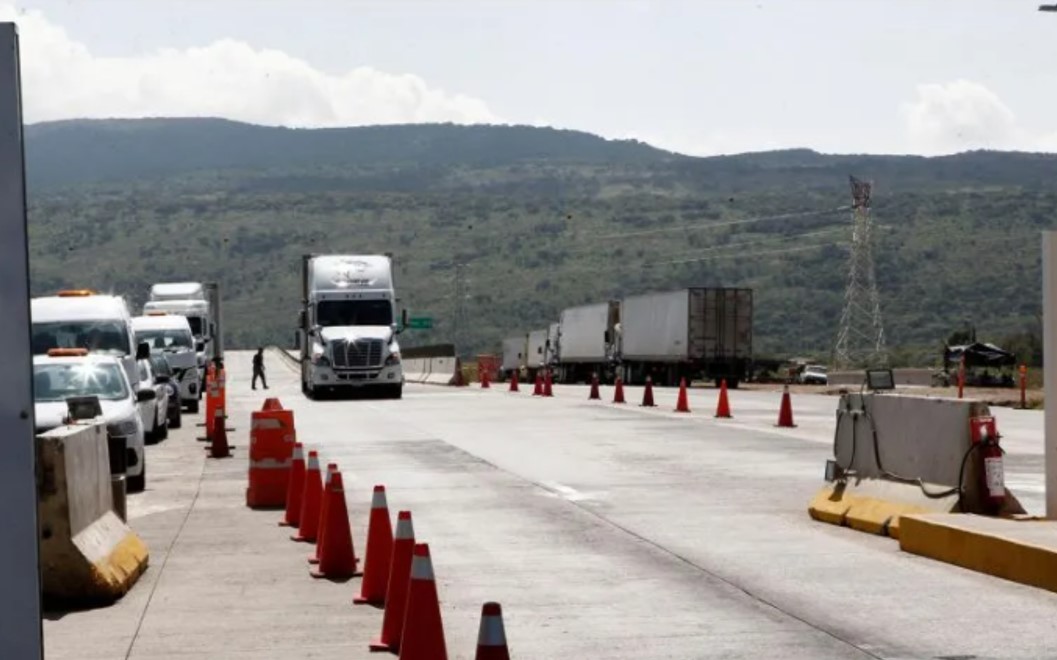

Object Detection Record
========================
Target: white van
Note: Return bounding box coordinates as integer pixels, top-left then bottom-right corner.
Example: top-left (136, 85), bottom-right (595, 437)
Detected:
top-left (132, 314), bottom-right (201, 412)
top-left (30, 290), bottom-right (148, 388)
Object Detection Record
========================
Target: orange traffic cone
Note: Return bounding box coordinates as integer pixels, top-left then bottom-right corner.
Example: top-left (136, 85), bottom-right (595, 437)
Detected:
top-left (279, 443), bottom-right (305, 527)
top-left (613, 376), bottom-right (626, 404)
top-left (354, 485), bottom-right (394, 605)
top-left (715, 379), bottom-right (732, 418)
top-left (508, 371), bottom-right (519, 393)
top-left (370, 510), bottom-right (415, 653)
top-left (208, 406), bottom-right (231, 458)
top-left (776, 385), bottom-right (797, 428)
top-left (291, 451), bottom-right (323, 542)
top-left (308, 463), bottom-right (338, 564)
top-left (542, 370), bottom-right (554, 397)
top-left (589, 373), bottom-right (601, 400)
top-left (398, 543), bottom-right (448, 660)
top-left (262, 397), bottom-right (283, 411)
top-left (532, 373), bottom-right (543, 396)
top-left (310, 471), bottom-right (359, 579)
top-left (641, 377), bottom-right (656, 407)
top-left (475, 602), bottom-right (510, 660)
top-left (480, 369), bottom-right (490, 389)
top-left (675, 378), bottom-right (690, 413)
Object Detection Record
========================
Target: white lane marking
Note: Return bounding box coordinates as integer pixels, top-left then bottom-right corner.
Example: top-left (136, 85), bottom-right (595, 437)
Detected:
top-left (542, 481), bottom-right (600, 502)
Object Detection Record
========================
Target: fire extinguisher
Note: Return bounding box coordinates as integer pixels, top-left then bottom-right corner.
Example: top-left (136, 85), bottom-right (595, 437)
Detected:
top-left (969, 415), bottom-right (1004, 514)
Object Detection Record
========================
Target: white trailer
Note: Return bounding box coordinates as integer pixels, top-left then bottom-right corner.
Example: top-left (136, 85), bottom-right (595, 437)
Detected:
top-left (620, 287), bottom-right (752, 387)
top-left (526, 328), bottom-right (548, 374)
top-left (556, 300), bottom-right (620, 383)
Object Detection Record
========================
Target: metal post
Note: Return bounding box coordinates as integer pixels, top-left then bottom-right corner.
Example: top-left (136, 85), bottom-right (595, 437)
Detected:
top-left (1045, 232), bottom-right (1057, 518)
top-left (1021, 364), bottom-right (1028, 410)
top-left (0, 23), bottom-right (44, 659)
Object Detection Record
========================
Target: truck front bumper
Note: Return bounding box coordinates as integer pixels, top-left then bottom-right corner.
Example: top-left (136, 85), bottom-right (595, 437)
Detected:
top-left (309, 363), bottom-right (403, 388)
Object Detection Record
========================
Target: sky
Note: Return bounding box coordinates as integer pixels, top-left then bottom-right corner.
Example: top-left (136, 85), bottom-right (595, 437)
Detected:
top-left (4, 0), bottom-right (1057, 157)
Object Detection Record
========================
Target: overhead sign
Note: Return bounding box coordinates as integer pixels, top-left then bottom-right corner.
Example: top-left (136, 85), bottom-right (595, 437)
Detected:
top-left (407, 317), bottom-right (433, 330)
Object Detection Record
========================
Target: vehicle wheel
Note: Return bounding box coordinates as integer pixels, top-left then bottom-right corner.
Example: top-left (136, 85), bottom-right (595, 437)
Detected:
top-left (389, 384), bottom-right (403, 400)
top-left (127, 463), bottom-right (145, 493)
top-left (157, 419), bottom-right (169, 441)
top-left (729, 379), bottom-right (740, 390)
top-left (170, 405), bottom-right (182, 429)
top-left (187, 399), bottom-right (199, 414)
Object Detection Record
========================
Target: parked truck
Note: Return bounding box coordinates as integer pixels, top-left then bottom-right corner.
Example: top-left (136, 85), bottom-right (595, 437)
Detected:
top-left (555, 300), bottom-right (621, 383)
top-left (297, 254), bottom-right (406, 399)
top-left (619, 287), bottom-right (753, 387)
top-left (501, 335), bottom-right (525, 381)
top-left (143, 281), bottom-right (222, 389)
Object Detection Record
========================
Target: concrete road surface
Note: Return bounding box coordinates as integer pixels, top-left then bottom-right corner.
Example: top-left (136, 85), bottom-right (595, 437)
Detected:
top-left (44, 350), bottom-right (1057, 659)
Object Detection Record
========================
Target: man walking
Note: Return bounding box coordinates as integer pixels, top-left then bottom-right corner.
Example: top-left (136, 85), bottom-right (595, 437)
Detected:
top-left (252, 347), bottom-right (268, 390)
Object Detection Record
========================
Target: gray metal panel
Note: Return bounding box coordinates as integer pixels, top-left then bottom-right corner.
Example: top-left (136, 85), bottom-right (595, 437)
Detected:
top-left (501, 336), bottom-right (525, 371)
top-left (0, 23), bottom-right (43, 660)
top-left (558, 302), bottom-right (610, 362)
top-left (687, 288), bottom-right (752, 361)
top-left (621, 290), bottom-right (690, 361)
top-left (526, 329), bottom-right (548, 368)
top-left (545, 322), bottom-right (560, 363)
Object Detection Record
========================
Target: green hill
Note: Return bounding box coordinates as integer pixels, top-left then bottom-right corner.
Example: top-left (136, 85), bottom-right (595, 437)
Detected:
top-left (23, 118), bottom-right (1053, 366)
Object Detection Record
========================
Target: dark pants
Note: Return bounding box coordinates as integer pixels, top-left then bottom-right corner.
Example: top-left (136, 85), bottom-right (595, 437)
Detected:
top-left (252, 368), bottom-right (268, 389)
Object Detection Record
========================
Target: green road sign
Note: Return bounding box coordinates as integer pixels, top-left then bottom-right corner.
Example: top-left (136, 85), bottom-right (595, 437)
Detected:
top-left (407, 317), bottom-right (433, 330)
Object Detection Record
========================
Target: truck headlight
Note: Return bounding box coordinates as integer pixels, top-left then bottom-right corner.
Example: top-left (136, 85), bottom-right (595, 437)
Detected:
top-left (385, 352), bottom-right (401, 366)
top-left (107, 418), bottom-right (138, 436)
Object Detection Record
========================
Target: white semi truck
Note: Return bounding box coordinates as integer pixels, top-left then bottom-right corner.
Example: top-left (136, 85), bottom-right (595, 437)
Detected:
top-left (142, 282), bottom-right (222, 392)
top-left (297, 255), bottom-right (406, 399)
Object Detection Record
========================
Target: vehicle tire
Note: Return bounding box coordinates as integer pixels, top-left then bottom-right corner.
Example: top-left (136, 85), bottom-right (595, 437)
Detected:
top-left (157, 419), bottom-right (169, 441)
top-left (387, 384), bottom-right (403, 400)
top-left (170, 405), bottom-right (182, 429)
top-left (127, 462), bottom-right (145, 493)
top-left (729, 379), bottom-right (740, 390)
top-left (187, 399), bottom-right (199, 414)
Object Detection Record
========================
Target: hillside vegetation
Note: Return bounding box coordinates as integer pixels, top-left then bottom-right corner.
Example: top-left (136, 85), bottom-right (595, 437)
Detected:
top-left (24, 118), bottom-right (1053, 365)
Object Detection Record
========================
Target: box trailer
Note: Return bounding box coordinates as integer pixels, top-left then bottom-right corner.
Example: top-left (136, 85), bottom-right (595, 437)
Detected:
top-left (556, 301), bottom-right (620, 383)
top-left (525, 328), bottom-right (548, 376)
top-left (501, 335), bottom-right (526, 379)
top-left (620, 288), bottom-right (752, 387)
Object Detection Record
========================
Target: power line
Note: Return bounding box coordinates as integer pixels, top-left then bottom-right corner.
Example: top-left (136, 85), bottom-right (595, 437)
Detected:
top-left (645, 241), bottom-right (847, 268)
top-left (592, 206), bottom-right (852, 241)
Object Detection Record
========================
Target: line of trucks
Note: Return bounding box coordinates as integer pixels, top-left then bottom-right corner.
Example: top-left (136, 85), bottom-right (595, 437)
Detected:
top-left (502, 287), bottom-right (753, 388)
top-left (28, 282), bottom-right (222, 492)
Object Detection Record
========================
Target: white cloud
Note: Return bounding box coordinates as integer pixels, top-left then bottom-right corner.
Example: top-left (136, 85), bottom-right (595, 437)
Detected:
top-left (0, 5), bottom-right (500, 127)
top-left (901, 80), bottom-right (1026, 154)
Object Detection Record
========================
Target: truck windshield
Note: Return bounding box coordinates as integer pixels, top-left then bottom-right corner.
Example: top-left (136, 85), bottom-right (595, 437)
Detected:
top-left (136, 329), bottom-right (193, 350)
top-left (317, 300), bottom-right (392, 326)
top-left (32, 321), bottom-right (131, 356)
top-left (33, 363), bottom-right (129, 402)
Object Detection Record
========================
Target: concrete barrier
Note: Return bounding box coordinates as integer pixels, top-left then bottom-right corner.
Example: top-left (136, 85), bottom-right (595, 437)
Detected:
top-left (38, 423), bottom-right (149, 602)
top-left (402, 358), bottom-right (431, 384)
top-left (828, 368), bottom-right (936, 387)
top-left (808, 393), bottom-right (1024, 538)
top-left (425, 356), bottom-right (458, 385)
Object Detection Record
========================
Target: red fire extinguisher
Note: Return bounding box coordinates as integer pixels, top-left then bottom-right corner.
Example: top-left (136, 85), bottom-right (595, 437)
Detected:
top-left (969, 415), bottom-right (1004, 514)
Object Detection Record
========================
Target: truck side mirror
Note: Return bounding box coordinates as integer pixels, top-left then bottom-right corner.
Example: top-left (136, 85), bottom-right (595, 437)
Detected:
top-left (401, 309), bottom-right (409, 328)
top-left (136, 342), bottom-right (151, 360)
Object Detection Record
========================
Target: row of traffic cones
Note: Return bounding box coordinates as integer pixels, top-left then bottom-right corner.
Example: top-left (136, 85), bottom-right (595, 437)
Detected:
top-left (493, 369), bottom-right (797, 427)
top-left (273, 437), bottom-right (509, 658)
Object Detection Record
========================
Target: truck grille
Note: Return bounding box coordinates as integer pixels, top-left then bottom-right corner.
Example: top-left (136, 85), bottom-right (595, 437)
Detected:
top-left (331, 339), bottom-right (384, 369)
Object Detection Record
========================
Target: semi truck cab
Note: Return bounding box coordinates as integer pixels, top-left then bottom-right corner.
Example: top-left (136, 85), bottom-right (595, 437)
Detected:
top-left (298, 255), bottom-right (406, 399)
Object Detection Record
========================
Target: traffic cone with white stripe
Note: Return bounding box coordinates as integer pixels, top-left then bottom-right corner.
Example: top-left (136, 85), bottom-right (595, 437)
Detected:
top-left (310, 471), bottom-right (359, 579)
top-left (278, 443), bottom-right (305, 527)
top-left (589, 373), bottom-right (601, 400)
top-left (354, 485), bottom-right (394, 605)
top-left (208, 406), bottom-right (231, 458)
top-left (776, 385), bottom-right (797, 428)
top-left (641, 377), bottom-right (656, 407)
top-left (308, 463), bottom-right (338, 564)
top-left (613, 376), bottom-right (626, 404)
top-left (675, 377), bottom-right (691, 413)
top-left (475, 602), bottom-right (510, 660)
top-left (291, 451), bottom-right (323, 542)
top-left (369, 511), bottom-right (415, 653)
top-left (398, 543), bottom-right (447, 660)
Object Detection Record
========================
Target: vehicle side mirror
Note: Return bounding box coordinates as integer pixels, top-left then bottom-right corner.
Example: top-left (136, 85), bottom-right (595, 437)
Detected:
top-left (604, 330), bottom-right (612, 344)
top-left (156, 375), bottom-right (171, 384)
top-left (136, 342), bottom-right (151, 360)
top-left (401, 308), bottom-right (409, 328)
top-left (136, 389), bottom-right (157, 402)
top-left (195, 341), bottom-right (205, 352)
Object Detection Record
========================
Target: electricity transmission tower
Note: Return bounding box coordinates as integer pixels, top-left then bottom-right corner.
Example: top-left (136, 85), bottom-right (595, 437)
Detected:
top-left (833, 176), bottom-right (888, 369)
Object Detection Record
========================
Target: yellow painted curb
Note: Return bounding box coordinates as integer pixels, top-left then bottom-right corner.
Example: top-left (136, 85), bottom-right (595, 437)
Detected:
top-left (900, 514), bottom-right (1057, 593)
top-left (808, 485), bottom-right (932, 538)
top-left (89, 532), bottom-right (149, 599)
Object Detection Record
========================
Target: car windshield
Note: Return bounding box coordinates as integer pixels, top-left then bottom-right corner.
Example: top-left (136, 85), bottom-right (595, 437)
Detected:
top-left (136, 328), bottom-right (193, 350)
top-left (33, 363), bottom-right (129, 402)
top-left (317, 300), bottom-right (393, 326)
top-left (32, 321), bottom-right (130, 356)
top-left (149, 356), bottom-right (172, 376)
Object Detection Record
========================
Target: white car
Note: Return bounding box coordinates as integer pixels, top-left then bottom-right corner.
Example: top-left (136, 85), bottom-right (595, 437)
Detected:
top-left (32, 351), bottom-right (152, 492)
top-left (135, 357), bottom-right (170, 443)
top-left (799, 364), bottom-right (829, 385)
